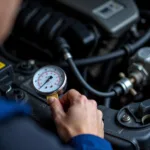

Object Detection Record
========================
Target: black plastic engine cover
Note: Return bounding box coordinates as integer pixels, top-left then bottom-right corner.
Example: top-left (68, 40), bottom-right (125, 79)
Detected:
top-left (98, 105), bottom-right (150, 150)
top-left (54, 0), bottom-right (139, 37)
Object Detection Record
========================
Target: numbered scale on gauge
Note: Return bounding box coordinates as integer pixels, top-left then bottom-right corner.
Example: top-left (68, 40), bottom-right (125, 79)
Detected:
top-left (33, 65), bottom-right (67, 100)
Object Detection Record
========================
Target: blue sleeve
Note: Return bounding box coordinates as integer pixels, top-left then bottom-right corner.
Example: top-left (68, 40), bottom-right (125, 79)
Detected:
top-left (0, 99), bottom-right (112, 150)
top-left (70, 134), bottom-right (112, 150)
top-left (0, 99), bottom-right (31, 121)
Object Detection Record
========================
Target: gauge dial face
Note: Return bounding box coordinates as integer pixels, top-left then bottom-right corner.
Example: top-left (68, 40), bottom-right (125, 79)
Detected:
top-left (33, 66), bottom-right (66, 95)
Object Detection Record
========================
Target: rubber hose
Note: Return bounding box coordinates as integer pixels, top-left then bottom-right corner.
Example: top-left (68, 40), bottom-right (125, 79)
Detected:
top-left (104, 85), bottom-right (114, 108)
top-left (60, 29), bottom-right (150, 67)
top-left (66, 58), bottom-right (116, 97)
top-left (129, 29), bottom-right (150, 53)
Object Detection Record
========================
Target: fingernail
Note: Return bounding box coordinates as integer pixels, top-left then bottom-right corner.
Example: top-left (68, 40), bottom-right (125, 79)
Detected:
top-left (47, 97), bottom-right (56, 104)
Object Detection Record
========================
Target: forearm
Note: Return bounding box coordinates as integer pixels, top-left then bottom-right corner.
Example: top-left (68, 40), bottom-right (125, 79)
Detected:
top-left (0, 0), bottom-right (21, 43)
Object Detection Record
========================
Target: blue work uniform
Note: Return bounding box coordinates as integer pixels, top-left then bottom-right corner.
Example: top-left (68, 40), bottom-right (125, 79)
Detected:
top-left (0, 99), bottom-right (112, 150)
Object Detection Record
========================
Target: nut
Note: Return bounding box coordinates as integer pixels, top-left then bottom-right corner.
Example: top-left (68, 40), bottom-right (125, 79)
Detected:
top-left (122, 114), bottom-right (131, 122)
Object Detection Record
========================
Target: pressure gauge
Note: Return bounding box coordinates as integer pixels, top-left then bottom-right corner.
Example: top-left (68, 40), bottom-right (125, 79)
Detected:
top-left (33, 65), bottom-right (67, 99)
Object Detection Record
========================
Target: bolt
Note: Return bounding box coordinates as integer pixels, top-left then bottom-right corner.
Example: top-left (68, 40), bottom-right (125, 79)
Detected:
top-left (130, 78), bottom-right (136, 84)
top-left (122, 114), bottom-right (131, 122)
top-left (119, 72), bottom-right (126, 78)
top-left (28, 60), bottom-right (35, 66)
top-left (129, 88), bottom-right (137, 96)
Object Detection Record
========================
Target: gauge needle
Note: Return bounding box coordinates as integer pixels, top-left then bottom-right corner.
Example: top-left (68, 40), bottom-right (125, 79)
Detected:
top-left (40, 76), bottom-right (53, 89)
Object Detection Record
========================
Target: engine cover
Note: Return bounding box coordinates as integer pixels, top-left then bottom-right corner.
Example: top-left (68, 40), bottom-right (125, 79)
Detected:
top-left (55, 0), bottom-right (139, 37)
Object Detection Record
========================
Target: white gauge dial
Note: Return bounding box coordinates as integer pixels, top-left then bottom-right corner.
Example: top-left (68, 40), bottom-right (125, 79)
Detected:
top-left (33, 65), bottom-right (67, 95)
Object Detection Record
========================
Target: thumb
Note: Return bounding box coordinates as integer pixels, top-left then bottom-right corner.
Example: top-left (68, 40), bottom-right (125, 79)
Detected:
top-left (48, 97), bottom-right (65, 119)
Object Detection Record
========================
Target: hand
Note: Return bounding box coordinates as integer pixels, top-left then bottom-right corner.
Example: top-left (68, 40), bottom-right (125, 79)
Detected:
top-left (0, 0), bottom-right (21, 43)
top-left (48, 89), bottom-right (104, 142)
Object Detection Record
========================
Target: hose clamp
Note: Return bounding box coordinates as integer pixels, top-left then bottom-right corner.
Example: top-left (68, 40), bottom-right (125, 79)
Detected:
top-left (64, 52), bottom-right (72, 60)
top-left (117, 78), bottom-right (133, 94)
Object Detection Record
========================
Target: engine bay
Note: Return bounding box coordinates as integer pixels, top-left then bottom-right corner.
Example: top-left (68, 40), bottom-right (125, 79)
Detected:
top-left (1, 0), bottom-right (150, 149)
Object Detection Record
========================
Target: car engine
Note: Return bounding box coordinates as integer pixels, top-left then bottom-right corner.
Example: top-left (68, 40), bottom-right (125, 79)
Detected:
top-left (1, 0), bottom-right (150, 149)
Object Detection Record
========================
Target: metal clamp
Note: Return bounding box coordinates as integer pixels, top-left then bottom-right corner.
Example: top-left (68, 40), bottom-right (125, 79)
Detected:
top-left (116, 73), bottom-right (137, 96)
top-left (117, 77), bottom-right (133, 94)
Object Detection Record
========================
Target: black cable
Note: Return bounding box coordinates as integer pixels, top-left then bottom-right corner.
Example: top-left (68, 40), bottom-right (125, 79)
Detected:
top-left (59, 50), bottom-right (125, 67)
top-left (82, 67), bottom-right (89, 96)
top-left (74, 26), bottom-right (150, 65)
top-left (55, 37), bottom-right (123, 98)
top-left (104, 85), bottom-right (114, 108)
top-left (66, 57), bottom-right (116, 97)
top-left (75, 49), bottom-right (125, 66)
top-left (60, 29), bottom-right (150, 67)
top-left (104, 96), bottom-right (111, 108)
top-left (56, 32), bottom-right (150, 97)
top-left (127, 29), bottom-right (150, 53)
top-left (81, 25), bottom-right (99, 96)
top-left (88, 24), bottom-right (100, 55)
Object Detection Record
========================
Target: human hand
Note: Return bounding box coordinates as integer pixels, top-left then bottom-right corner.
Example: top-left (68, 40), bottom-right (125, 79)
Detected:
top-left (0, 0), bottom-right (21, 43)
top-left (48, 89), bottom-right (104, 142)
